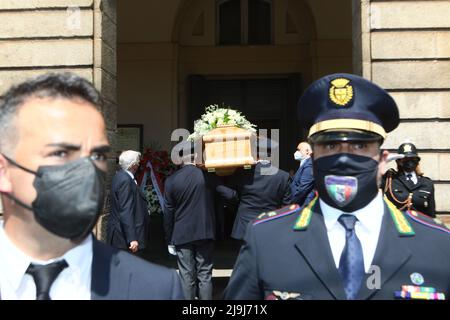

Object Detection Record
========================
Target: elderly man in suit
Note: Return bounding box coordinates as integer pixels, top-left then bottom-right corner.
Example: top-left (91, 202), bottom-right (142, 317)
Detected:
top-left (291, 141), bottom-right (315, 207)
top-left (0, 73), bottom-right (183, 299)
top-left (107, 150), bottom-right (149, 255)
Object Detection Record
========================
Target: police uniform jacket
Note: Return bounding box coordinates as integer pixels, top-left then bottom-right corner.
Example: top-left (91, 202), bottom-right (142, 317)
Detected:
top-left (223, 197), bottom-right (450, 300)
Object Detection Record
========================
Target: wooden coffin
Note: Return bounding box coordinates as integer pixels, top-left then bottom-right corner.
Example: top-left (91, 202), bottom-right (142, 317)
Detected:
top-left (202, 126), bottom-right (257, 173)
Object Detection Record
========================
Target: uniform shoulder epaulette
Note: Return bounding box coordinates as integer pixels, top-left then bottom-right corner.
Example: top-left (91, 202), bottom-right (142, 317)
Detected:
top-left (293, 196), bottom-right (319, 231)
top-left (252, 204), bottom-right (300, 226)
top-left (405, 210), bottom-right (450, 235)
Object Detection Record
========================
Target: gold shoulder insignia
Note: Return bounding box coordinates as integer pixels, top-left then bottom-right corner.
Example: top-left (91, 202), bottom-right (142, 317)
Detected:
top-left (253, 204), bottom-right (300, 226)
top-left (257, 212), bottom-right (267, 219)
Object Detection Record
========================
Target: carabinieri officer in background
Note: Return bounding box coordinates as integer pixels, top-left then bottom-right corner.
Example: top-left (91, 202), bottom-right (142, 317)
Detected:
top-left (382, 142), bottom-right (436, 218)
top-left (223, 73), bottom-right (450, 300)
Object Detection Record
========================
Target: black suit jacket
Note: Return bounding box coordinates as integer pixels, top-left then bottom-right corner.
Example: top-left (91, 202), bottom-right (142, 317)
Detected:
top-left (92, 239), bottom-right (184, 299)
top-left (223, 198), bottom-right (450, 300)
top-left (227, 162), bottom-right (292, 240)
top-left (107, 170), bottom-right (149, 250)
top-left (0, 238), bottom-right (184, 300)
top-left (163, 165), bottom-right (237, 246)
top-left (382, 169), bottom-right (436, 217)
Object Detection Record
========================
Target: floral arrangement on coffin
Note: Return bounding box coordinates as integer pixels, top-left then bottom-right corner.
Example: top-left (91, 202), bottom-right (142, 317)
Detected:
top-left (136, 148), bottom-right (177, 215)
top-left (187, 104), bottom-right (257, 141)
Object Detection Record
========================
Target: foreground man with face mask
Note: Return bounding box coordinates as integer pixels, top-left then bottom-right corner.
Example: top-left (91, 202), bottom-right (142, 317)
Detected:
top-left (224, 73), bottom-right (450, 300)
top-left (0, 73), bottom-right (183, 300)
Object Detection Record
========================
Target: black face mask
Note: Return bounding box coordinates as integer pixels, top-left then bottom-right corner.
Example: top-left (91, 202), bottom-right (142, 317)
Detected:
top-left (2, 156), bottom-right (106, 241)
top-left (401, 159), bottom-right (418, 173)
top-left (313, 153), bottom-right (379, 212)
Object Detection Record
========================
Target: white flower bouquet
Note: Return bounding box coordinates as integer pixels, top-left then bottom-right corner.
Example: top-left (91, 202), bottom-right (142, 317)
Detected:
top-left (188, 105), bottom-right (257, 141)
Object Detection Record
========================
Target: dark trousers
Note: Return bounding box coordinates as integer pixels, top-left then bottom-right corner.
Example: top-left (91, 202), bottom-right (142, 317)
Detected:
top-left (176, 239), bottom-right (214, 300)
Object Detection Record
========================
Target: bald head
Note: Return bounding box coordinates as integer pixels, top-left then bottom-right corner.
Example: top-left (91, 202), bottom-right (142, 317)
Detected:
top-left (297, 142), bottom-right (312, 155)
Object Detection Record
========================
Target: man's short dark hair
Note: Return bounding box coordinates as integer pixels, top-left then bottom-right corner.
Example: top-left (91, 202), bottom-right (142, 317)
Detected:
top-left (0, 72), bottom-right (102, 155)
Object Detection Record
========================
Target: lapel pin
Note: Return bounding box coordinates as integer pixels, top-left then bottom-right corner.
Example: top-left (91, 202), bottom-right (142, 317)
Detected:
top-left (410, 272), bottom-right (424, 285)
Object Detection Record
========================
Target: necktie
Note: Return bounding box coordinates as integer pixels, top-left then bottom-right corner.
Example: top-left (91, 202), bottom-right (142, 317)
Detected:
top-left (338, 214), bottom-right (365, 300)
top-left (26, 260), bottom-right (68, 300)
top-left (406, 173), bottom-right (413, 183)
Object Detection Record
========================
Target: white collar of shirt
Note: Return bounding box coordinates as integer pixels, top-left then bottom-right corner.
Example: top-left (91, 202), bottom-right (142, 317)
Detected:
top-left (404, 171), bottom-right (418, 184)
top-left (320, 191), bottom-right (384, 272)
top-left (125, 169), bottom-right (135, 180)
top-left (0, 222), bottom-right (92, 299)
top-left (299, 157), bottom-right (310, 168)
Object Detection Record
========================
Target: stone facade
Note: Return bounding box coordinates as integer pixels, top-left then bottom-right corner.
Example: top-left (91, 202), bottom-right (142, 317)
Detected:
top-left (0, 0), bottom-right (449, 227)
top-left (355, 0), bottom-right (450, 224)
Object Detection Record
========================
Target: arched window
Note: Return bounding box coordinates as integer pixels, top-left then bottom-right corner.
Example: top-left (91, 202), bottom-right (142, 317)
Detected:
top-left (217, 0), bottom-right (272, 45)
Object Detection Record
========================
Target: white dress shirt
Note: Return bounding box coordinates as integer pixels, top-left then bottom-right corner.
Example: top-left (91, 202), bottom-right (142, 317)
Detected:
top-left (320, 191), bottom-right (384, 272)
top-left (125, 169), bottom-right (137, 184)
top-left (299, 157), bottom-right (309, 168)
top-left (404, 171), bottom-right (418, 184)
top-left (0, 222), bottom-right (92, 300)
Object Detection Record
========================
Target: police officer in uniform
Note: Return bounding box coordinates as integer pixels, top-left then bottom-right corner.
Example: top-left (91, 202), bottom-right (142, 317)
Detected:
top-left (382, 142), bottom-right (436, 217)
top-left (223, 73), bottom-right (450, 300)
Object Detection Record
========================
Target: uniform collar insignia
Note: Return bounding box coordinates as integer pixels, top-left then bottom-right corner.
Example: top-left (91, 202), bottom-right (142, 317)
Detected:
top-left (293, 196), bottom-right (318, 230)
top-left (384, 196), bottom-right (415, 236)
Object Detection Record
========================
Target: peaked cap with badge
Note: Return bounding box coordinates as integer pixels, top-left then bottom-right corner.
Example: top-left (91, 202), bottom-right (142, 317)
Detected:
top-left (398, 142), bottom-right (420, 159)
top-left (224, 74), bottom-right (450, 301)
top-left (297, 73), bottom-right (399, 143)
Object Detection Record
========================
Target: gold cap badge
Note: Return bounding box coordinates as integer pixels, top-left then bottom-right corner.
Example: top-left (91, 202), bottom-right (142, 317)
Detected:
top-left (403, 144), bottom-right (412, 152)
top-left (329, 78), bottom-right (353, 106)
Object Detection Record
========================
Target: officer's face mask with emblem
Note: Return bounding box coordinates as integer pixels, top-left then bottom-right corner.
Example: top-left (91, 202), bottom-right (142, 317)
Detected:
top-left (313, 153), bottom-right (379, 212)
top-left (1, 155), bottom-right (106, 241)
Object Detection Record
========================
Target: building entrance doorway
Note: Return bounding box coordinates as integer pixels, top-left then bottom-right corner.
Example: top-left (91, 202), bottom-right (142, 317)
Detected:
top-left (189, 75), bottom-right (303, 172)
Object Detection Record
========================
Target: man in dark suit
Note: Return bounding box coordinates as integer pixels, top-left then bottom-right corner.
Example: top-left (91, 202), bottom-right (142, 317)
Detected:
top-left (227, 160), bottom-right (292, 241)
top-left (382, 142), bottom-right (436, 217)
top-left (107, 150), bottom-right (150, 255)
top-left (0, 73), bottom-right (183, 300)
top-left (291, 141), bottom-right (315, 207)
top-left (164, 148), bottom-right (237, 300)
top-left (224, 73), bottom-right (450, 300)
